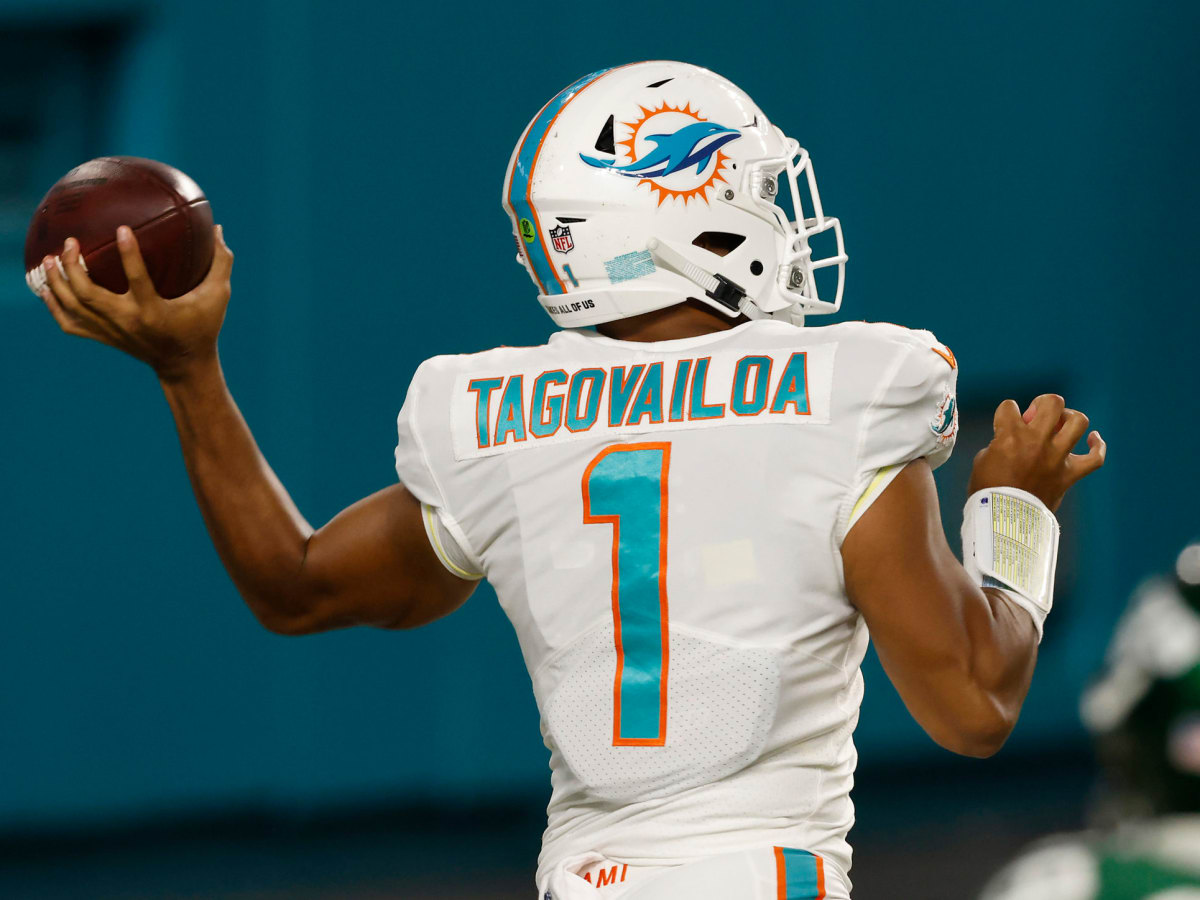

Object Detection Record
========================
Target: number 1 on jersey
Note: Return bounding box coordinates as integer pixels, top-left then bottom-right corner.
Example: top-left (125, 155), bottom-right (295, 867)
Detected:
top-left (582, 442), bottom-right (671, 747)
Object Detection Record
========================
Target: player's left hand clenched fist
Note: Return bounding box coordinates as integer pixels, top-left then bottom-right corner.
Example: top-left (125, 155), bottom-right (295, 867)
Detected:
top-left (38, 224), bottom-right (233, 382)
top-left (968, 393), bottom-right (1106, 512)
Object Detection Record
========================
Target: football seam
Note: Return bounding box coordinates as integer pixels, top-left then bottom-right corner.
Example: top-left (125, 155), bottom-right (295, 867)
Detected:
top-left (77, 198), bottom-right (209, 264)
top-left (123, 161), bottom-right (198, 274)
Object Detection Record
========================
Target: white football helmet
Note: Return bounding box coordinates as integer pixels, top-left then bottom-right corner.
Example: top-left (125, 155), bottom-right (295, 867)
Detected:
top-left (502, 61), bottom-right (846, 328)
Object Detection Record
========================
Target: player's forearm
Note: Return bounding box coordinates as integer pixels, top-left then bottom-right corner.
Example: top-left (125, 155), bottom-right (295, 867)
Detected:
top-left (159, 355), bottom-right (318, 630)
top-left (912, 515), bottom-right (1042, 755)
top-left (941, 583), bottom-right (1039, 755)
top-left (872, 561), bottom-right (1040, 758)
top-left (971, 587), bottom-right (1040, 693)
top-left (908, 565), bottom-right (1041, 756)
top-left (846, 460), bottom-right (1052, 757)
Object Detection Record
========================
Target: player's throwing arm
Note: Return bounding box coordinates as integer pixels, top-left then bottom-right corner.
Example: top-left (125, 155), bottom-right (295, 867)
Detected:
top-left (36, 228), bottom-right (478, 634)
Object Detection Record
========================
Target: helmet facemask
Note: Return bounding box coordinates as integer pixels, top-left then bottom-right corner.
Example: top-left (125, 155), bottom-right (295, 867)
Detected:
top-left (744, 134), bottom-right (847, 324)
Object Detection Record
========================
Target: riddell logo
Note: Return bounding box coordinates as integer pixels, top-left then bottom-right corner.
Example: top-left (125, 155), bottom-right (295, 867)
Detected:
top-left (582, 862), bottom-right (629, 888)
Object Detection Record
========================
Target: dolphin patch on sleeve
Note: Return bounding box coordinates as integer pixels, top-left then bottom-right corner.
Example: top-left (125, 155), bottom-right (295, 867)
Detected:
top-left (931, 389), bottom-right (958, 443)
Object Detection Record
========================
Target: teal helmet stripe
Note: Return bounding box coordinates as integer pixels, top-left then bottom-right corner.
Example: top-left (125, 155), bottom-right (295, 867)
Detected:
top-left (507, 67), bottom-right (613, 296)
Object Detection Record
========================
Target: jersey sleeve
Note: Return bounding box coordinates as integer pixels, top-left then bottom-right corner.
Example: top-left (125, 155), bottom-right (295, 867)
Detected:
top-left (842, 330), bottom-right (959, 537)
top-left (395, 361), bottom-right (486, 579)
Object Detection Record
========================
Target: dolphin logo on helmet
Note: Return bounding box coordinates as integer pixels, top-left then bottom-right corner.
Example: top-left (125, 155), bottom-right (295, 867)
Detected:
top-left (579, 121), bottom-right (741, 178)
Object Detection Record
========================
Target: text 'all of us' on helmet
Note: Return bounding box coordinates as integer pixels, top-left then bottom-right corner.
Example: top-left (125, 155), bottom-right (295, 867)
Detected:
top-left (502, 61), bottom-right (848, 329)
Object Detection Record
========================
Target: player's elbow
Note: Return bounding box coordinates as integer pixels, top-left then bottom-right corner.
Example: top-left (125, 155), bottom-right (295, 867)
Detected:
top-left (256, 610), bottom-right (318, 636)
top-left (937, 724), bottom-right (1011, 758)
top-left (245, 584), bottom-right (433, 635)
top-left (243, 581), bottom-right (342, 636)
top-left (248, 597), bottom-right (324, 636)
top-left (931, 697), bottom-right (1017, 758)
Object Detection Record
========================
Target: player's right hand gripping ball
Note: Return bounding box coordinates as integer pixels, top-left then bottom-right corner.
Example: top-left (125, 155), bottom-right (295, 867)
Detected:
top-left (25, 156), bottom-right (213, 300)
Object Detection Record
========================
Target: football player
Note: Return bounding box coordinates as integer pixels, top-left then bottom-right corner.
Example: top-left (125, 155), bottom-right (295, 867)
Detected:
top-left (978, 542), bottom-right (1200, 900)
top-left (35, 61), bottom-right (1105, 899)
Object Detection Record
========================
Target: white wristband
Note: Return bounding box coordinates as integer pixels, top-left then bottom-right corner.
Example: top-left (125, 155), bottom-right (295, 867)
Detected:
top-left (961, 487), bottom-right (1060, 641)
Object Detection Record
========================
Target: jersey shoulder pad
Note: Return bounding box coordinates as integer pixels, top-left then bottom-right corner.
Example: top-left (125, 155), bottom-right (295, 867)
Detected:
top-left (828, 320), bottom-right (956, 364)
top-left (417, 340), bottom-right (559, 375)
top-left (395, 357), bottom-right (489, 576)
top-left (394, 343), bottom-right (558, 503)
top-left (394, 355), bottom-right (459, 509)
top-left (853, 322), bottom-right (959, 477)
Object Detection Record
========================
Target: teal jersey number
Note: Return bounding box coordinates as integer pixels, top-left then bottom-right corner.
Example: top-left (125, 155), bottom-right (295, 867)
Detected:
top-left (582, 442), bottom-right (671, 746)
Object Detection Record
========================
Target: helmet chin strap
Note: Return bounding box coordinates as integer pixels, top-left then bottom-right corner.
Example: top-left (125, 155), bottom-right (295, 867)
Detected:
top-left (646, 238), bottom-right (752, 318)
top-left (647, 237), bottom-right (806, 325)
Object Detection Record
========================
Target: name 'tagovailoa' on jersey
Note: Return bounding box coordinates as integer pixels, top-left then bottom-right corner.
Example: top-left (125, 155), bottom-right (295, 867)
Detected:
top-left (457, 347), bottom-right (819, 457)
top-left (393, 318), bottom-right (958, 890)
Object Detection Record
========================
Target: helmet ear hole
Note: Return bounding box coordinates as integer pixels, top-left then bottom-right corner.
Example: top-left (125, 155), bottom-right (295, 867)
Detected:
top-left (594, 115), bottom-right (616, 154)
top-left (691, 231), bottom-right (746, 257)
top-left (750, 260), bottom-right (764, 276)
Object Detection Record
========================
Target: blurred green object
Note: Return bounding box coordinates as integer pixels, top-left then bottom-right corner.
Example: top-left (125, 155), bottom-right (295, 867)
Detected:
top-left (981, 543), bottom-right (1200, 899)
top-left (1083, 542), bottom-right (1200, 820)
top-left (1176, 544), bottom-right (1200, 615)
top-left (979, 820), bottom-right (1200, 900)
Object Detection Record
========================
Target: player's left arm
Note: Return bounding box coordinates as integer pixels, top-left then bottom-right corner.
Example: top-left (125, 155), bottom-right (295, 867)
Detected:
top-left (843, 457), bottom-right (1039, 758)
top-left (842, 395), bottom-right (1105, 758)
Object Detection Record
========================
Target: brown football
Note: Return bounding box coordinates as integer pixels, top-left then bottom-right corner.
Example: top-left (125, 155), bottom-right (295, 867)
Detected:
top-left (25, 156), bottom-right (214, 299)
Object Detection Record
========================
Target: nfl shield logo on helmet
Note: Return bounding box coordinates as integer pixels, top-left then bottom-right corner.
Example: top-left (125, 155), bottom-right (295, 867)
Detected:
top-left (550, 224), bottom-right (574, 254)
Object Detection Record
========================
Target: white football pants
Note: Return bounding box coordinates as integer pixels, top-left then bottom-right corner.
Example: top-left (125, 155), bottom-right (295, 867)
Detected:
top-left (540, 845), bottom-right (850, 900)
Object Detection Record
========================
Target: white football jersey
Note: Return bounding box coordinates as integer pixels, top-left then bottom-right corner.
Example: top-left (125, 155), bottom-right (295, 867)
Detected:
top-left (394, 319), bottom-right (958, 889)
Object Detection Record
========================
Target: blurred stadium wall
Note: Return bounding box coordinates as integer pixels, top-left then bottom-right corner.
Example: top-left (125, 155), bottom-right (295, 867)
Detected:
top-left (0, 0), bottom-right (1196, 896)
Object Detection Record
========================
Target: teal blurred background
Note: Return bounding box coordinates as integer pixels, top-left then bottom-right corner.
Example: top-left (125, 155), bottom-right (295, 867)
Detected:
top-left (0, 0), bottom-right (1196, 897)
